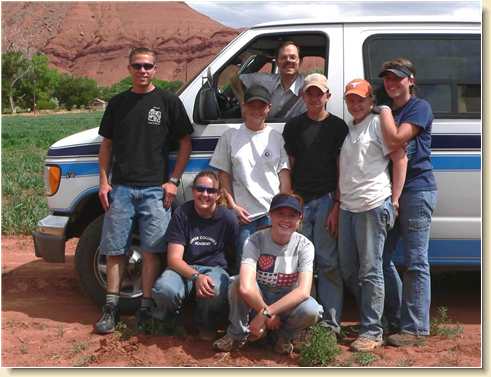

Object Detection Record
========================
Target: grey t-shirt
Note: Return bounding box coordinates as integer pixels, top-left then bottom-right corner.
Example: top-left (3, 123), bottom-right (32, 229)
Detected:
top-left (339, 113), bottom-right (392, 212)
top-left (242, 228), bottom-right (314, 288)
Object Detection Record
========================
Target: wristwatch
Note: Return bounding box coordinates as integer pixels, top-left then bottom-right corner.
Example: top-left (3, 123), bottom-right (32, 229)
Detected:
top-left (262, 307), bottom-right (272, 319)
top-left (168, 177), bottom-right (181, 186)
top-left (190, 272), bottom-right (200, 282)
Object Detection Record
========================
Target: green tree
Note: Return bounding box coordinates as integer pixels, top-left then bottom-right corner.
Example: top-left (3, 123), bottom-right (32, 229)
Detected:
top-left (55, 74), bottom-right (100, 110)
top-left (2, 51), bottom-right (31, 113)
top-left (17, 54), bottom-right (60, 111)
top-left (99, 77), bottom-right (182, 101)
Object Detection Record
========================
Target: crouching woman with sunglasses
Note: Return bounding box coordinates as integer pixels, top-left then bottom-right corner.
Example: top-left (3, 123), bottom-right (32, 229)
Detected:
top-left (213, 193), bottom-right (323, 354)
top-left (152, 170), bottom-right (239, 341)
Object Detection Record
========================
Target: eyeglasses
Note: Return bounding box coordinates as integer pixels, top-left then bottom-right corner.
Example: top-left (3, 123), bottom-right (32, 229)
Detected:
top-left (130, 63), bottom-right (155, 71)
top-left (193, 185), bottom-right (219, 194)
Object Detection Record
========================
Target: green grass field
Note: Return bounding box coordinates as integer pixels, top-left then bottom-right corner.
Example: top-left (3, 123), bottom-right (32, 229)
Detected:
top-left (2, 112), bottom-right (103, 234)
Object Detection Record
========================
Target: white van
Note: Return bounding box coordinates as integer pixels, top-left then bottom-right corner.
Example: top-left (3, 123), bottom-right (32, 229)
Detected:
top-left (33, 12), bottom-right (481, 312)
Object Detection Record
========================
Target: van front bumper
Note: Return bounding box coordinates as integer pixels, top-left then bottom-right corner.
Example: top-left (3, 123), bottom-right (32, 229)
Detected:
top-left (32, 215), bottom-right (69, 263)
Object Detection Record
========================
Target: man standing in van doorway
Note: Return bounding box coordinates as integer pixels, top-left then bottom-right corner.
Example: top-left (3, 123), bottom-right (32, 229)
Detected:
top-left (231, 41), bottom-right (306, 120)
top-left (94, 47), bottom-right (193, 334)
top-left (283, 73), bottom-right (348, 338)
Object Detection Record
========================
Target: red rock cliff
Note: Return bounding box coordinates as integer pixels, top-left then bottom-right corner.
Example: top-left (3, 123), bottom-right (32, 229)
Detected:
top-left (2, 2), bottom-right (239, 85)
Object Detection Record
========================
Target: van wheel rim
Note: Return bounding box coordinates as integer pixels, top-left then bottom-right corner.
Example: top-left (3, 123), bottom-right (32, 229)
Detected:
top-left (94, 246), bottom-right (143, 299)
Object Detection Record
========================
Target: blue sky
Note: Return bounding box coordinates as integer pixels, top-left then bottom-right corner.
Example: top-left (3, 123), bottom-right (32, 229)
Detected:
top-left (186, 0), bottom-right (480, 28)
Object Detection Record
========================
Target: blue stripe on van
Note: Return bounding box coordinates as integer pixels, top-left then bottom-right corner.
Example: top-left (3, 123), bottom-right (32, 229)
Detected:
top-left (59, 162), bottom-right (99, 177)
top-left (48, 144), bottom-right (100, 157)
top-left (58, 154), bottom-right (479, 178)
top-left (47, 134), bottom-right (481, 157)
top-left (392, 239), bottom-right (481, 267)
top-left (431, 134), bottom-right (481, 149)
top-left (431, 155), bottom-right (481, 170)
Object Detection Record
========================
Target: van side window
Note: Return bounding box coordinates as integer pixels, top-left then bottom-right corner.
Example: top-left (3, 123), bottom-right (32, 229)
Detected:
top-left (196, 33), bottom-right (327, 124)
top-left (363, 34), bottom-right (480, 119)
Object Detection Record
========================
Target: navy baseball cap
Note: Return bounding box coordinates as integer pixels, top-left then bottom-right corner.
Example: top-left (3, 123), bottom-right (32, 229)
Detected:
top-left (270, 194), bottom-right (303, 214)
top-left (244, 85), bottom-right (271, 104)
top-left (378, 64), bottom-right (413, 78)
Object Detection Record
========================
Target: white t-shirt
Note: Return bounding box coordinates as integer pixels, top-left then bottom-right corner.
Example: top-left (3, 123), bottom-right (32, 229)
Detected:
top-left (242, 228), bottom-right (314, 288)
top-left (339, 113), bottom-right (392, 212)
top-left (210, 124), bottom-right (290, 220)
top-left (240, 72), bottom-right (306, 120)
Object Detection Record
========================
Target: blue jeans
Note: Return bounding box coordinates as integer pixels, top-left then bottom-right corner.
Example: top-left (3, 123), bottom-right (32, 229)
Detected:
top-left (301, 194), bottom-right (342, 334)
top-left (226, 276), bottom-right (323, 341)
top-left (234, 215), bottom-right (271, 274)
top-left (152, 265), bottom-right (230, 330)
top-left (100, 185), bottom-right (171, 255)
top-left (338, 198), bottom-right (395, 341)
top-left (383, 190), bottom-right (437, 336)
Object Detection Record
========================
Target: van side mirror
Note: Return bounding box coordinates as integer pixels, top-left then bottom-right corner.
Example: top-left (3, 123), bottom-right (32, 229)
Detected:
top-left (196, 68), bottom-right (220, 122)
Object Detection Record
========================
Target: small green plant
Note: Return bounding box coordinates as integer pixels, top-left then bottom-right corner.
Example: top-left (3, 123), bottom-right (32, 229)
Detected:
top-left (353, 352), bottom-right (377, 366)
top-left (136, 318), bottom-right (187, 337)
top-left (396, 357), bottom-right (415, 367)
top-left (430, 306), bottom-right (464, 338)
top-left (299, 324), bottom-right (341, 367)
top-left (115, 320), bottom-right (137, 340)
top-left (71, 341), bottom-right (88, 354)
top-left (73, 354), bottom-right (96, 367)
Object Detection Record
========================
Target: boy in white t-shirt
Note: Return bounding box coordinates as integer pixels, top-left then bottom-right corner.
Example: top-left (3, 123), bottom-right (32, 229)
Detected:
top-left (210, 85), bottom-right (291, 274)
top-left (338, 79), bottom-right (407, 352)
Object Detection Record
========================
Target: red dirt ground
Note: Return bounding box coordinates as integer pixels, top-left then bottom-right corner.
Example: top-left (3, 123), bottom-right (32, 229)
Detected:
top-left (2, 236), bottom-right (481, 367)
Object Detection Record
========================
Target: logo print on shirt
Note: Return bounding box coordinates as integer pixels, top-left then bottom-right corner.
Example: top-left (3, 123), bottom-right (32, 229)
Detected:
top-left (264, 150), bottom-right (272, 159)
top-left (258, 254), bottom-right (276, 272)
top-left (147, 107), bottom-right (162, 126)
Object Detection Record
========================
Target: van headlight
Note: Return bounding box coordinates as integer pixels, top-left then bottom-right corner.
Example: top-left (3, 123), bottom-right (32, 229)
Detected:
top-left (44, 164), bottom-right (61, 196)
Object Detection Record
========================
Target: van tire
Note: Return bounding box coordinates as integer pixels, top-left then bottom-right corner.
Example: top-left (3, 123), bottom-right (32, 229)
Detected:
top-left (75, 215), bottom-right (141, 315)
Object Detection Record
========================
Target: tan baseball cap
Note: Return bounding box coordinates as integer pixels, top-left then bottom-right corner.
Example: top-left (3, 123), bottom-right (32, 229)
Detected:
top-left (303, 73), bottom-right (329, 93)
top-left (344, 79), bottom-right (373, 98)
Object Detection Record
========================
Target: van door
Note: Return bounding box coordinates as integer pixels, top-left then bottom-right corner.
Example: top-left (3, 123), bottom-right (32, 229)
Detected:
top-left (178, 24), bottom-right (344, 202)
top-left (344, 23), bottom-right (481, 267)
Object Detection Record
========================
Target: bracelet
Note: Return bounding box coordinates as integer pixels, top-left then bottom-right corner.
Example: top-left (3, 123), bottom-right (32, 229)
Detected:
top-left (262, 307), bottom-right (272, 319)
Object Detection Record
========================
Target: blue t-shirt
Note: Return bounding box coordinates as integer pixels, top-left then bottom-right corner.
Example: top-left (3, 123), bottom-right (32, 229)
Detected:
top-left (393, 97), bottom-right (437, 192)
top-left (164, 200), bottom-right (239, 269)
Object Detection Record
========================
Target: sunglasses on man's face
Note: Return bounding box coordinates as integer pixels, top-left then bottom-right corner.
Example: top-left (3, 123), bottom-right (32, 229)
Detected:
top-left (193, 185), bottom-right (219, 194)
top-left (130, 63), bottom-right (155, 71)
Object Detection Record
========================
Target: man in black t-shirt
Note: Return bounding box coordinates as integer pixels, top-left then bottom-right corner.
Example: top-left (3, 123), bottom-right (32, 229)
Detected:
top-left (282, 73), bottom-right (348, 338)
top-left (95, 47), bottom-right (193, 335)
top-left (152, 171), bottom-right (239, 341)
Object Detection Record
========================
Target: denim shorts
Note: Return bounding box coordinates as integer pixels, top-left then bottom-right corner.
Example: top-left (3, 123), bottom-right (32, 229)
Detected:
top-left (99, 184), bottom-right (171, 255)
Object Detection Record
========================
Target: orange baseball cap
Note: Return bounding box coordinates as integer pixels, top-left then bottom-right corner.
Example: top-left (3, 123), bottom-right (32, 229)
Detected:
top-left (344, 79), bottom-right (373, 98)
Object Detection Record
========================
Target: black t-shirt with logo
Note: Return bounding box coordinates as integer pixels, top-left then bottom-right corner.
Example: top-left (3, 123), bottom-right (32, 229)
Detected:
top-left (98, 88), bottom-right (193, 186)
top-left (164, 201), bottom-right (239, 269)
top-left (283, 112), bottom-right (348, 203)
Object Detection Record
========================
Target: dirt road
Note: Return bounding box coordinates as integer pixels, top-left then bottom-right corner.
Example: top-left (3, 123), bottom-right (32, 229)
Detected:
top-left (2, 236), bottom-right (481, 367)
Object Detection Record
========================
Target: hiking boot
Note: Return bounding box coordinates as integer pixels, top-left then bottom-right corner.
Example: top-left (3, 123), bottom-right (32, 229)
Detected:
top-left (386, 332), bottom-right (425, 347)
top-left (274, 336), bottom-right (294, 355)
top-left (95, 303), bottom-right (119, 334)
top-left (136, 306), bottom-right (153, 333)
top-left (350, 336), bottom-right (383, 352)
top-left (198, 328), bottom-right (217, 341)
top-left (213, 334), bottom-right (246, 352)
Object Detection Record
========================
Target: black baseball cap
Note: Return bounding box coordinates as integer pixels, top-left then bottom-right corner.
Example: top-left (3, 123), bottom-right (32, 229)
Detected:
top-left (244, 85), bottom-right (271, 104)
top-left (269, 194), bottom-right (302, 214)
top-left (378, 64), bottom-right (413, 78)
